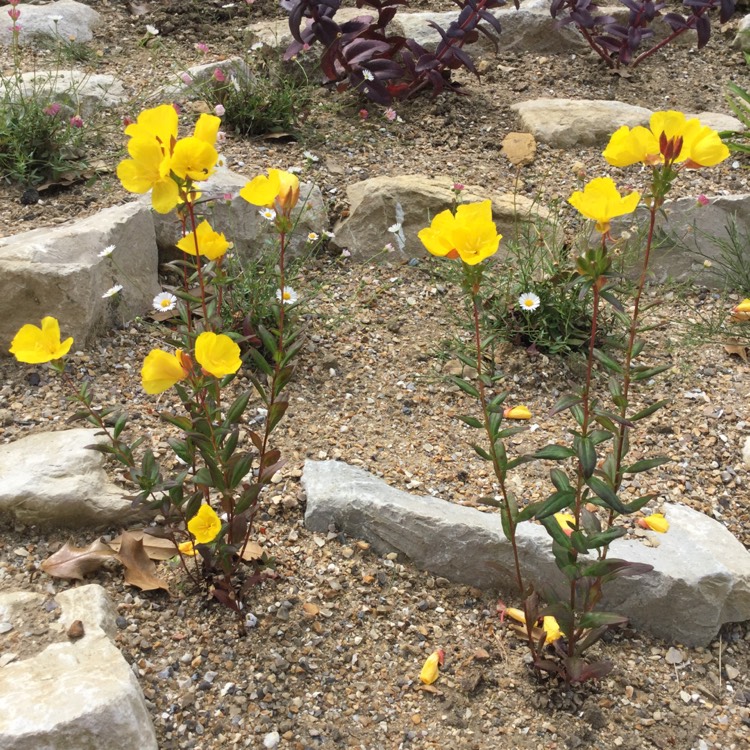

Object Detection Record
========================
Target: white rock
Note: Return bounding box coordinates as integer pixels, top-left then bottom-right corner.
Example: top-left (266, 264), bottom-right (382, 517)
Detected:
top-left (0, 429), bottom-right (147, 527)
top-left (0, 0), bottom-right (100, 47)
top-left (0, 585), bottom-right (157, 750)
top-left (263, 730), bottom-right (281, 749)
top-left (511, 98), bottom-right (652, 148)
top-left (0, 202), bottom-right (160, 351)
top-left (303, 460), bottom-right (750, 647)
top-left (743, 435), bottom-right (750, 469)
top-left (733, 15), bottom-right (750, 52)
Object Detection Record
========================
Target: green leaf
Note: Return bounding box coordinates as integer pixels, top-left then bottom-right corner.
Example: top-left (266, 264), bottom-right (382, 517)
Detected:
top-left (540, 515), bottom-right (573, 549)
top-left (593, 348), bottom-right (623, 374)
top-left (227, 453), bottom-right (254, 489)
top-left (488, 410), bottom-right (502, 438)
top-left (550, 468), bottom-right (572, 492)
top-left (246, 346), bottom-right (273, 377)
top-left (589, 430), bottom-right (613, 447)
top-left (540, 602), bottom-right (575, 639)
top-left (273, 365), bottom-right (295, 399)
top-left (495, 426), bottom-right (528, 439)
top-left (631, 339), bottom-right (646, 358)
top-left (220, 429), bottom-right (240, 463)
top-left (570, 403), bottom-right (585, 427)
top-left (575, 436), bottom-right (597, 479)
top-left (160, 413), bottom-right (192, 432)
top-left (447, 375), bottom-right (479, 399)
top-left (622, 493), bottom-right (657, 513)
top-left (584, 526), bottom-right (626, 549)
top-left (630, 399), bottom-right (670, 421)
top-left (569, 530), bottom-right (590, 554)
top-left (516, 500), bottom-right (546, 522)
top-left (193, 467), bottom-right (213, 487)
top-left (581, 558), bottom-right (653, 581)
top-left (624, 456), bottom-right (670, 474)
top-left (550, 393), bottom-right (583, 417)
top-left (113, 413), bottom-right (128, 439)
top-left (488, 392), bottom-right (508, 410)
top-left (457, 415), bottom-right (483, 429)
top-left (267, 400), bottom-right (289, 433)
top-left (455, 351), bottom-right (477, 369)
top-left (472, 443), bottom-right (492, 461)
top-left (535, 444), bottom-right (576, 460)
top-left (599, 290), bottom-right (624, 312)
top-left (257, 325), bottom-right (278, 358)
top-left (225, 391), bottom-right (251, 425)
top-left (477, 495), bottom-right (503, 508)
top-left (534, 489), bottom-right (576, 520)
top-left (585, 476), bottom-right (627, 513)
top-left (578, 611), bottom-right (628, 629)
top-left (235, 483), bottom-right (262, 514)
top-left (168, 438), bottom-right (192, 465)
top-left (631, 363), bottom-right (671, 382)
top-left (500, 506), bottom-right (513, 541)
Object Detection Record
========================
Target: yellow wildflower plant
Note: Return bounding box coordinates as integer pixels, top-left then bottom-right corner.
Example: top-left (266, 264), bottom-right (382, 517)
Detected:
top-left (240, 168), bottom-right (300, 214)
top-left (9, 316), bottom-right (73, 364)
top-left (194, 332), bottom-right (242, 378)
top-left (124, 103), bottom-right (178, 152)
top-left (170, 136), bottom-right (218, 182)
top-left (175, 220), bottom-right (231, 261)
top-left (568, 177), bottom-right (641, 234)
top-left (117, 136), bottom-right (180, 214)
top-left (418, 200), bottom-right (500, 265)
top-left (603, 110), bottom-right (729, 169)
top-left (141, 349), bottom-right (189, 394)
top-left (187, 504), bottom-right (222, 544)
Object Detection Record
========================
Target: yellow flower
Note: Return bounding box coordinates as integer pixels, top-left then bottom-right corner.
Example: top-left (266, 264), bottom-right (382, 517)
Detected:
top-left (503, 405), bottom-right (532, 420)
top-left (141, 349), bottom-right (189, 394)
top-left (178, 540), bottom-right (197, 557)
top-left (505, 608), bottom-right (563, 645)
top-left (193, 113), bottom-right (221, 146)
top-left (419, 649), bottom-right (444, 685)
top-left (194, 332), bottom-right (242, 378)
top-left (117, 136), bottom-right (180, 214)
top-left (554, 512), bottom-right (576, 537)
top-left (9, 316), bottom-right (73, 363)
top-left (568, 177), bottom-right (640, 234)
top-left (603, 111), bottom-right (729, 169)
top-left (170, 136), bottom-right (218, 182)
top-left (124, 103), bottom-right (178, 152)
top-left (418, 200), bottom-right (500, 265)
top-left (240, 169), bottom-right (300, 214)
top-left (175, 220), bottom-right (231, 261)
top-left (187, 504), bottom-right (222, 544)
top-left (637, 513), bottom-right (669, 533)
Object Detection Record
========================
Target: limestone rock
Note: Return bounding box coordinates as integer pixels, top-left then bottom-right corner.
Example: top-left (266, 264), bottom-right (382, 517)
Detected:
top-left (332, 175), bottom-right (554, 261)
top-left (0, 585), bottom-right (157, 750)
top-left (17, 70), bottom-right (126, 118)
top-left (0, 0), bottom-right (100, 47)
top-left (0, 202), bottom-right (160, 351)
top-left (733, 14), bottom-right (750, 52)
top-left (302, 460), bottom-right (750, 646)
top-left (511, 98), bottom-right (652, 148)
top-left (149, 166), bottom-right (327, 263)
top-left (0, 429), bottom-right (146, 527)
top-left (157, 57), bottom-right (251, 100)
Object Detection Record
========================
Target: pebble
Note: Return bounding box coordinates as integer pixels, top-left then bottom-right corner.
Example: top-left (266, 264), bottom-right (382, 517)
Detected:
top-left (0, 623), bottom-right (13, 634)
top-left (263, 730), bottom-right (280, 748)
top-left (665, 646), bottom-right (684, 664)
top-left (725, 664), bottom-right (740, 680)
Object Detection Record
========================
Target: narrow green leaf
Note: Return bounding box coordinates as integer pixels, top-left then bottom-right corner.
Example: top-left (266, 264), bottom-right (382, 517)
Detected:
top-left (267, 400), bottom-right (289, 433)
top-left (631, 339), bottom-right (646, 358)
top-left (586, 476), bottom-right (627, 513)
top-left (534, 489), bottom-right (576, 520)
top-left (477, 495), bottom-right (503, 508)
top-left (570, 403), bottom-right (585, 427)
top-left (235, 483), bottom-right (262, 514)
top-left (225, 391), bottom-right (251, 425)
top-left (578, 611), bottom-right (628, 629)
top-left (624, 456), bottom-right (670, 474)
top-left (228, 453), bottom-right (254, 489)
top-left (550, 467), bottom-right (572, 492)
top-left (246, 346), bottom-right (273, 377)
top-left (257, 325), bottom-right (278, 357)
top-left (550, 393), bottom-right (583, 417)
top-left (630, 399), bottom-right (670, 421)
top-left (622, 493), bottom-right (657, 513)
top-left (535, 444), bottom-right (576, 461)
top-left (113, 413), bottom-right (128, 439)
top-left (540, 515), bottom-right (573, 549)
top-left (593, 348), bottom-right (623, 374)
top-left (584, 526), bottom-right (626, 549)
top-left (193, 467), bottom-right (213, 487)
top-left (160, 413), bottom-right (192, 431)
top-left (472, 444), bottom-right (492, 461)
top-left (575, 436), bottom-right (597, 479)
top-left (589, 430), bottom-right (613, 447)
top-left (447, 375), bottom-right (480, 398)
top-left (457, 415), bottom-right (483, 429)
top-left (168, 438), bottom-right (192, 465)
top-left (455, 351), bottom-right (477, 369)
top-left (631, 363), bottom-right (672, 382)
top-left (500, 506), bottom-right (513, 541)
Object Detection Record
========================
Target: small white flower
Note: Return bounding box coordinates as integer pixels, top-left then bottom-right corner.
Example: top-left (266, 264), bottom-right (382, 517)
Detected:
top-left (259, 208), bottom-right (276, 221)
top-left (98, 244), bottom-right (115, 258)
top-left (384, 242), bottom-right (394, 253)
top-left (287, 165), bottom-right (302, 174)
top-left (388, 223), bottom-right (402, 234)
top-left (146, 25), bottom-right (159, 36)
top-left (214, 104), bottom-right (225, 117)
top-left (250, 41), bottom-right (264, 52)
top-left (303, 150), bottom-right (319, 162)
top-left (276, 286), bottom-right (298, 305)
top-left (323, 230), bottom-right (335, 240)
top-left (102, 284), bottom-right (123, 299)
top-left (341, 249), bottom-right (351, 258)
top-left (216, 130), bottom-right (227, 144)
top-left (361, 68), bottom-right (374, 81)
top-left (518, 292), bottom-right (541, 312)
top-left (153, 291), bottom-right (178, 312)
top-left (307, 232), bottom-right (319, 242)
top-left (49, 15), bottom-right (64, 22)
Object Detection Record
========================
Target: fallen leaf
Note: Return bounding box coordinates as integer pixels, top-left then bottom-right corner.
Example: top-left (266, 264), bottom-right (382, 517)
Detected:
top-left (41, 539), bottom-right (117, 580)
top-left (110, 530), bottom-right (179, 561)
top-left (115, 532), bottom-right (170, 593)
top-left (241, 541), bottom-right (263, 561)
top-left (723, 342), bottom-right (748, 361)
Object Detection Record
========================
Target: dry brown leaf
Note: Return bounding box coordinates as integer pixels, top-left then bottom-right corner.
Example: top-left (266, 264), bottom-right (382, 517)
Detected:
top-left (110, 530), bottom-right (178, 561)
top-left (302, 602), bottom-right (320, 618)
top-left (240, 541), bottom-right (263, 561)
top-left (115, 532), bottom-right (171, 593)
top-left (41, 539), bottom-right (117, 580)
top-left (723, 342), bottom-right (748, 361)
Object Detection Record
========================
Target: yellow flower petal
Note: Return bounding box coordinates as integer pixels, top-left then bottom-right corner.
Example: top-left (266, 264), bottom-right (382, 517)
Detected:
top-left (417, 209), bottom-right (457, 257)
top-left (175, 220), bottom-right (230, 260)
top-left (9, 316), bottom-right (73, 363)
top-left (141, 349), bottom-right (188, 394)
top-left (504, 608), bottom-right (562, 644)
top-left (639, 513), bottom-right (669, 533)
top-left (171, 136), bottom-right (218, 182)
top-left (734, 299), bottom-right (750, 313)
top-left (178, 540), bottom-right (197, 556)
top-left (193, 113), bottom-right (221, 146)
top-left (419, 649), bottom-right (444, 685)
top-left (503, 405), bottom-right (532, 420)
top-left (124, 104), bottom-right (178, 151)
top-left (194, 332), bottom-right (242, 378)
top-left (187, 504), bottom-right (222, 544)
top-left (568, 177), bottom-right (640, 234)
top-left (554, 512), bottom-right (576, 536)
top-left (240, 169), bottom-right (300, 214)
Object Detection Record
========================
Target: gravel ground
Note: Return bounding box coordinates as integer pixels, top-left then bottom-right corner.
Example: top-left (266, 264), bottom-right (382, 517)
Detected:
top-left (1, 2), bottom-right (750, 749)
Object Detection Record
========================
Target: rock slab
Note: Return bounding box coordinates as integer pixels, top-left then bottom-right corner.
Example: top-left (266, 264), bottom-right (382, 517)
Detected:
top-left (0, 428), bottom-right (145, 527)
top-left (303, 460), bottom-right (750, 646)
top-left (0, 0), bottom-right (101, 47)
top-left (0, 585), bottom-right (157, 750)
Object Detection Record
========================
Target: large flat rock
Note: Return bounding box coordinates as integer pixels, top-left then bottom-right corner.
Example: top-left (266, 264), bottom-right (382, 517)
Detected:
top-left (0, 0), bottom-right (100, 47)
top-left (303, 460), bottom-right (750, 646)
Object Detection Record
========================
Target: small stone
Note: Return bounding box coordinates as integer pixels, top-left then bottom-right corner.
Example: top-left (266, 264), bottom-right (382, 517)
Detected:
top-left (680, 690), bottom-right (691, 704)
top-left (67, 620), bottom-right (85, 640)
top-left (0, 653), bottom-right (18, 667)
top-left (0, 623), bottom-right (13, 634)
top-left (725, 664), bottom-right (740, 680)
top-left (302, 603), bottom-right (320, 618)
top-left (665, 647), bottom-right (683, 665)
top-left (411, 714), bottom-right (422, 725)
top-left (263, 730), bottom-right (280, 749)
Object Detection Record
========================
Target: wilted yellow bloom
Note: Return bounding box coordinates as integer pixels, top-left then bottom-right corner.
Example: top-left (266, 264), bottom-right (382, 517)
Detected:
top-left (603, 111), bottom-right (729, 169)
top-left (505, 608), bottom-right (563, 645)
top-left (187, 504), bottom-right (222, 544)
top-left (141, 349), bottom-right (189, 394)
top-left (637, 513), bottom-right (669, 533)
top-left (418, 201), bottom-right (500, 265)
top-left (9, 316), bottom-right (73, 363)
top-left (734, 299), bottom-right (750, 313)
top-left (240, 169), bottom-right (300, 214)
top-left (419, 649), bottom-right (444, 685)
top-left (117, 136), bottom-right (180, 213)
top-left (176, 220), bottom-right (231, 260)
top-left (568, 177), bottom-right (640, 234)
top-left (178, 540), bottom-right (197, 556)
top-left (554, 512), bottom-right (576, 536)
top-left (194, 332), bottom-right (242, 378)
top-left (503, 405), bottom-right (532, 420)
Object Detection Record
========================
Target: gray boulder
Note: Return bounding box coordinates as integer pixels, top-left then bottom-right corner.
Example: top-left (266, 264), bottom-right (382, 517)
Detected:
top-left (0, 202), bottom-right (160, 351)
top-left (302, 460), bottom-right (750, 646)
top-left (0, 585), bottom-right (157, 750)
top-left (0, 429), bottom-right (146, 527)
top-left (0, 0), bottom-right (100, 47)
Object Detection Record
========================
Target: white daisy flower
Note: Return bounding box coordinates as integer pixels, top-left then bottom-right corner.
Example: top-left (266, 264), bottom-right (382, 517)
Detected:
top-left (303, 150), bottom-right (319, 162)
top-left (388, 223), bottom-right (402, 234)
top-left (323, 230), bottom-right (335, 240)
top-left (250, 41), bottom-right (264, 52)
top-left (276, 286), bottom-right (298, 305)
top-left (98, 244), bottom-right (115, 258)
top-left (361, 68), bottom-right (374, 81)
top-left (307, 232), bottom-right (319, 242)
top-left (287, 165), bottom-right (302, 174)
top-left (102, 284), bottom-right (123, 299)
top-left (153, 291), bottom-right (178, 312)
top-left (518, 292), bottom-right (540, 312)
top-left (146, 25), bottom-right (159, 36)
top-left (259, 208), bottom-right (276, 221)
